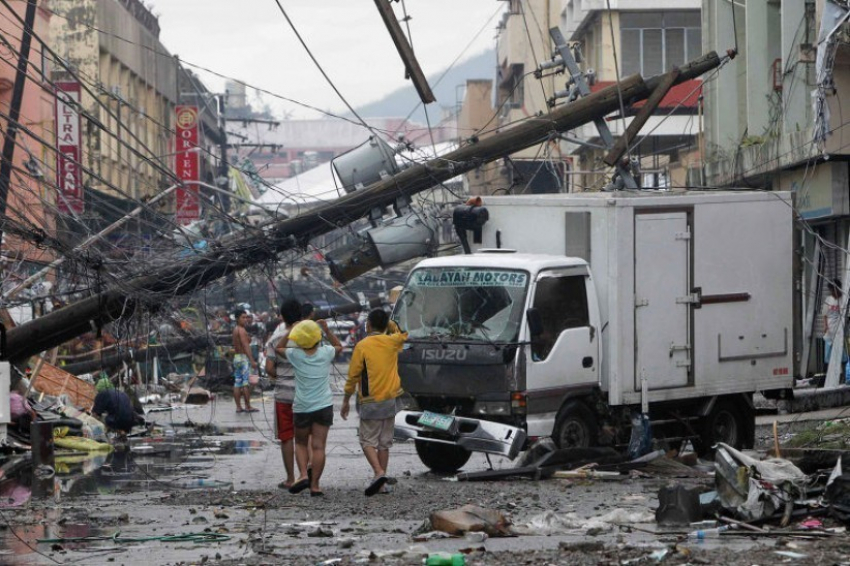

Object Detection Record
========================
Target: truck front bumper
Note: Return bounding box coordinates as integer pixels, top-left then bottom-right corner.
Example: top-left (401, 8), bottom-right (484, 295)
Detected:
top-left (394, 410), bottom-right (527, 459)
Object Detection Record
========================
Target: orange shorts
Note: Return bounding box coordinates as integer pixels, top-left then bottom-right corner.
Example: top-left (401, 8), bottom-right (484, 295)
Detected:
top-left (275, 401), bottom-right (294, 442)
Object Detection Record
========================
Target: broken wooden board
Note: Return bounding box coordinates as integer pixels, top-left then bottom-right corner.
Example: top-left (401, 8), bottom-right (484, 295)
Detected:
top-left (552, 470), bottom-right (626, 480)
top-left (30, 361), bottom-right (95, 410)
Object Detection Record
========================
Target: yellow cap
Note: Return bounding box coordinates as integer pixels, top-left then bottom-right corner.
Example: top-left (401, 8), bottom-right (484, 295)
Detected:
top-left (289, 320), bottom-right (322, 349)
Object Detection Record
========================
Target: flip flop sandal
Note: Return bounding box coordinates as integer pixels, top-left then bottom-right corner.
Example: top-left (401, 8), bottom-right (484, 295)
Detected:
top-left (288, 478), bottom-right (310, 494)
top-left (310, 490), bottom-right (324, 497)
top-left (365, 475), bottom-right (387, 497)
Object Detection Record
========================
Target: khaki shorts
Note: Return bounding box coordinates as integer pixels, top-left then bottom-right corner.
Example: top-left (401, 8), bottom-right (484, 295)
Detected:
top-left (359, 416), bottom-right (395, 450)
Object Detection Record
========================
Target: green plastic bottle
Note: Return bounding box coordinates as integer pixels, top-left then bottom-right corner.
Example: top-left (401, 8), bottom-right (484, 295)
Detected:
top-left (425, 553), bottom-right (465, 566)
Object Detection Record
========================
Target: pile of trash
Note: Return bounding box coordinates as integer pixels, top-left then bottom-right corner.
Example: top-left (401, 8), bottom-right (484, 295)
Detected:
top-left (431, 437), bottom-right (850, 553)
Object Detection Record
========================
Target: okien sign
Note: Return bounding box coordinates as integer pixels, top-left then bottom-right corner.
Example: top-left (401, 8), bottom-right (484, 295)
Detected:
top-left (54, 82), bottom-right (84, 214)
top-left (175, 105), bottom-right (200, 224)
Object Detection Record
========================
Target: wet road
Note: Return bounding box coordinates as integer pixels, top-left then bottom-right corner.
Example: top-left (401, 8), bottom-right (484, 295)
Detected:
top-left (1, 365), bottom-right (847, 564)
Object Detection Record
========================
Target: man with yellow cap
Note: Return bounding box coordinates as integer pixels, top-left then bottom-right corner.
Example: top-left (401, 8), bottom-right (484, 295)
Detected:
top-left (278, 318), bottom-right (342, 496)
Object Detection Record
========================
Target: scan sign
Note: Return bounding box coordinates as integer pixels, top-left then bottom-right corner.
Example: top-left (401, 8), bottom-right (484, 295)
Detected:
top-left (412, 269), bottom-right (528, 288)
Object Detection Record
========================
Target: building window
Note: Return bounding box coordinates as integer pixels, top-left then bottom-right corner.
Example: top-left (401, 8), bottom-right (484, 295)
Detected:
top-left (620, 11), bottom-right (701, 77)
top-left (498, 63), bottom-right (525, 114)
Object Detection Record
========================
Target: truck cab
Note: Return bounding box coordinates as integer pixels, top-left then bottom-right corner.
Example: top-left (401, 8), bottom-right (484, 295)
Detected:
top-left (393, 252), bottom-right (602, 471)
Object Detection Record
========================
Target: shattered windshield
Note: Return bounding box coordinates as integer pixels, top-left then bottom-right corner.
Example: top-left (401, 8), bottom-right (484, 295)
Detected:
top-left (394, 267), bottom-right (529, 342)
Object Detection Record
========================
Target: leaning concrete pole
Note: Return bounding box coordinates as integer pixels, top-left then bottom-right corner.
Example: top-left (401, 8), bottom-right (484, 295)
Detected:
top-left (3, 52), bottom-right (725, 362)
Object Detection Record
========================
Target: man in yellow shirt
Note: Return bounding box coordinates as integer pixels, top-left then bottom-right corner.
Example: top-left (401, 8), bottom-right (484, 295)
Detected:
top-left (341, 308), bottom-right (407, 496)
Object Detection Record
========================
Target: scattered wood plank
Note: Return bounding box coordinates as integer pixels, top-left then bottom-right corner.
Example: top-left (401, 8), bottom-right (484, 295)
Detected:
top-left (30, 361), bottom-right (95, 410)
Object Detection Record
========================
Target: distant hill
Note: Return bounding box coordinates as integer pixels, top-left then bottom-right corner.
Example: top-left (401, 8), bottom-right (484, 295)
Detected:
top-left (353, 49), bottom-right (495, 123)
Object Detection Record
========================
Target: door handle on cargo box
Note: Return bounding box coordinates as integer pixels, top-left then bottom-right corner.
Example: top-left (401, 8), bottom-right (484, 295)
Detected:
top-left (582, 356), bottom-right (593, 368)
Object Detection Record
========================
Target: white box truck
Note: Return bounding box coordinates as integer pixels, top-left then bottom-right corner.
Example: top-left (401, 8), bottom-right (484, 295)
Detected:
top-left (393, 191), bottom-right (797, 473)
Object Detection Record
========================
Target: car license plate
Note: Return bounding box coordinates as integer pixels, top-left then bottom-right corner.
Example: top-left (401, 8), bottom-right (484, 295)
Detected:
top-left (417, 411), bottom-right (457, 433)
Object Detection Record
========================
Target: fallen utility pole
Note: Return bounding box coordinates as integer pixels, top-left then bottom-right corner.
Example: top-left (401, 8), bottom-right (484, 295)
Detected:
top-left (60, 335), bottom-right (229, 376)
top-left (3, 52), bottom-right (726, 363)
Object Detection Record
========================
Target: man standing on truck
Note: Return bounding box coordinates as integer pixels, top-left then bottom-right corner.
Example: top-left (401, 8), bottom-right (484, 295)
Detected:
top-left (341, 308), bottom-right (407, 496)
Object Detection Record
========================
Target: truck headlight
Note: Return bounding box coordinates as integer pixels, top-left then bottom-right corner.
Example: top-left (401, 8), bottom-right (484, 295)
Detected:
top-left (473, 401), bottom-right (511, 416)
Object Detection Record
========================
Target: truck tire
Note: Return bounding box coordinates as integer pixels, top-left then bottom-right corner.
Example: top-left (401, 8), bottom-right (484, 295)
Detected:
top-left (553, 401), bottom-right (598, 449)
top-left (695, 399), bottom-right (751, 456)
top-left (415, 440), bottom-right (471, 474)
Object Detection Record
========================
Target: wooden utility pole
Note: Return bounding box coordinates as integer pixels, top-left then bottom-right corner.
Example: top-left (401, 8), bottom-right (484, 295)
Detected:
top-left (373, 0), bottom-right (435, 104)
top-left (3, 52), bottom-right (725, 362)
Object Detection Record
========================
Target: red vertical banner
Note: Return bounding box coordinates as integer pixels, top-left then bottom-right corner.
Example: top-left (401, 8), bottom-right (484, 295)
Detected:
top-left (174, 105), bottom-right (200, 224)
top-left (54, 82), bottom-right (84, 214)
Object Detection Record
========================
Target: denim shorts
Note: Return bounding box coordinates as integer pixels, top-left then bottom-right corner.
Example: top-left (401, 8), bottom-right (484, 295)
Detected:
top-left (294, 405), bottom-right (334, 429)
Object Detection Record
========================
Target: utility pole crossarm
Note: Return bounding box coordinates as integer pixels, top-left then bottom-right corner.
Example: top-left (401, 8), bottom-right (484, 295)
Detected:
top-left (603, 68), bottom-right (680, 167)
top-left (2, 51), bottom-right (724, 363)
top-left (548, 27), bottom-right (638, 189)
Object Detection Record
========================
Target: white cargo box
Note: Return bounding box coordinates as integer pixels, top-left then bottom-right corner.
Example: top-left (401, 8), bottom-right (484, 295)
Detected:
top-left (472, 190), bottom-right (795, 407)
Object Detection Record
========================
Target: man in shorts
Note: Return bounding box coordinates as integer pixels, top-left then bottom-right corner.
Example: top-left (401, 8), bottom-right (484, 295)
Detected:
top-left (232, 309), bottom-right (258, 413)
top-left (341, 308), bottom-right (408, 496)
top-left (265, 299), bottom-right (303, 488)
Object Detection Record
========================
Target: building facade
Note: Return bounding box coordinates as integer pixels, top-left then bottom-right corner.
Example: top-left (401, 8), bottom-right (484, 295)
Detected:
top-left (49, 0), bottom-right (226, 231)
top-left (701, 0), bottom-right (847, 377)
top-left (562, 0), bottom-right (703, 190)
top-left (0, 1), bottom-right (55, 272)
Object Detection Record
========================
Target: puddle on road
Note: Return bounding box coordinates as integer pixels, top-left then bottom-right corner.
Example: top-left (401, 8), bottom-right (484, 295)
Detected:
top-left (0, 429), bottom-right (265, 563)
top-left (1, 431), bottom-right (266, 501)
top-left (171, 422), bottom-right (260, 435)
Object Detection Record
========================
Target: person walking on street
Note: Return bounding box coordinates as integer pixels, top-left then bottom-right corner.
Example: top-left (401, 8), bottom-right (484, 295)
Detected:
top-left (341, 308), bottom-right (408, 497)
top-left (265, 299), bottom-right (303, 488)
top-left (284, 319), bottom-right (342, 496)
top-left (232, 309), bottom-right (259, 413)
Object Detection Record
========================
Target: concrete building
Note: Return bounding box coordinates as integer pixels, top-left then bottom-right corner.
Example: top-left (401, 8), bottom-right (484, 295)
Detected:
top-left (49, 0), bottom-right (178, 202)
top-left (562, 0), bottom-right (703, 190)
top-left (0, 2), bottom-right (56, 272)
top-left (700, 0), bottom-right (849, 378)
top-left (48, 0), bottom-right (225, 228)
top-left (457, 79), bottom-right (504, 196)
top-left (491, 0), bottom-right (571, 194)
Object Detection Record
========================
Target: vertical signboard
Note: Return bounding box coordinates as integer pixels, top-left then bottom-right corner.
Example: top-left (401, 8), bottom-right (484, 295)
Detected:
top-left (175, 105), bottom-right (199, 224)
top-left (54, 82), bottom-right (84, 214)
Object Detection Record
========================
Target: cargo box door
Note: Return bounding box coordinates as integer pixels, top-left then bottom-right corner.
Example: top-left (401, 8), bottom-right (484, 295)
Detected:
top-left (634, 212), bottom-right (691, 390)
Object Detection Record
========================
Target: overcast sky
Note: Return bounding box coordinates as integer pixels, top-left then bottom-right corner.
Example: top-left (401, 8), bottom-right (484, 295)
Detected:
top-left (146, 1), bottom-right (504, 119)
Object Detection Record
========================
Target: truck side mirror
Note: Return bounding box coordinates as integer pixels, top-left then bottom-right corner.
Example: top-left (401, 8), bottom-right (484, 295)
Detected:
top-left (526, 308), bottom-right (543, 337)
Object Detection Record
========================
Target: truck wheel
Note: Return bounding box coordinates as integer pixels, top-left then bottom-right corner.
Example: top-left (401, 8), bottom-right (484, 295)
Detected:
top-left (415, 440), bottom-right (471, 474)
top-left (553, 401), bottom-right (598, 449)
top-left (695, 399), bottom-right (749, 456)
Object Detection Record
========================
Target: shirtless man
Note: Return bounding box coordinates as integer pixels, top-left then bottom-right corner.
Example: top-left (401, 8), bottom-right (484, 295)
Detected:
top-left (232, 309), bottom-right (258, 412)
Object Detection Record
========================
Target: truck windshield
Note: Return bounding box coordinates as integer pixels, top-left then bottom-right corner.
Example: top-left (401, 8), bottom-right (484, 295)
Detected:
top-left (394, 267), bottom-right (529, 342)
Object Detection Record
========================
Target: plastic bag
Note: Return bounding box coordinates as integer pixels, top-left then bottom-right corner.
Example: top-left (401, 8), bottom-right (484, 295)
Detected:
top-left (628, 413), bottom-right (652, 460)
